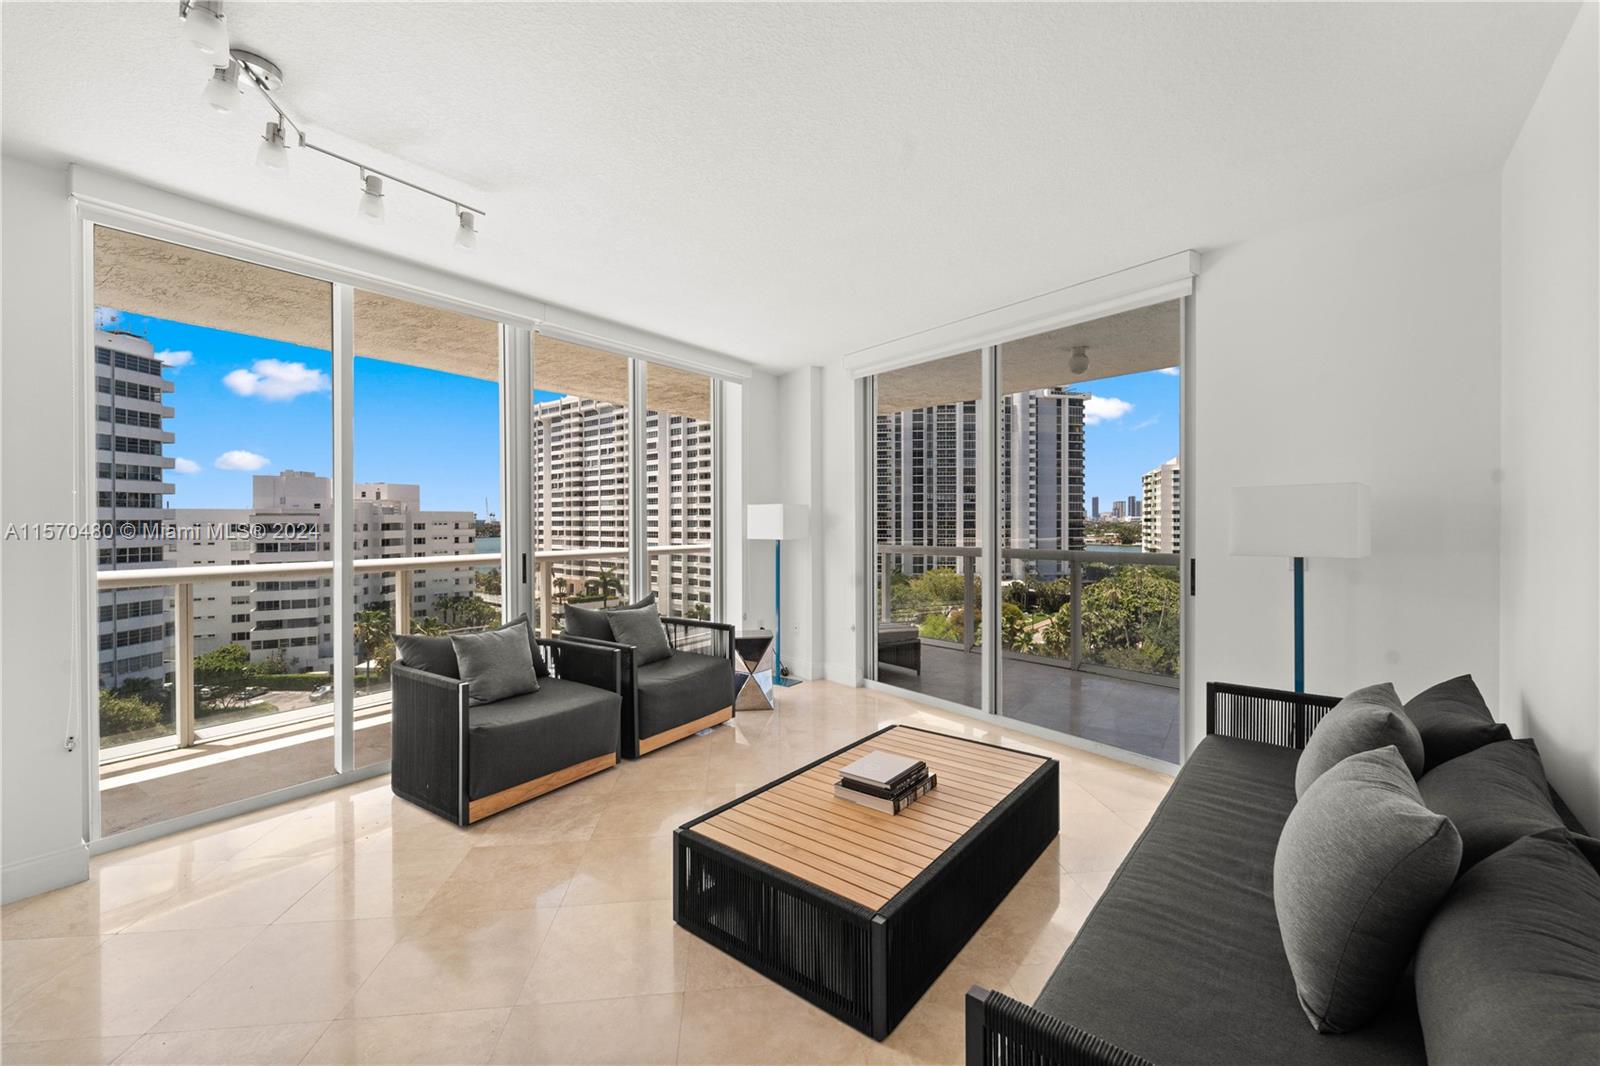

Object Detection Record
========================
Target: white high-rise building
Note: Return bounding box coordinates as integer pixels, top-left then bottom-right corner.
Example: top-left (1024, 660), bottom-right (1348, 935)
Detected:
top-left (1141, 458), bottom-right (1181, 554)
top-left (94, 329), bottom-right (175, 692)
top-left (169, 473), bottom-right (476, 672)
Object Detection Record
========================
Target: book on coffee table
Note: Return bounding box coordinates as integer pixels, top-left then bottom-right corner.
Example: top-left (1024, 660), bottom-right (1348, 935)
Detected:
top-left (833, 773), bottom-right (937, 814)
top-left (840, 750), bottom-right (925, 790)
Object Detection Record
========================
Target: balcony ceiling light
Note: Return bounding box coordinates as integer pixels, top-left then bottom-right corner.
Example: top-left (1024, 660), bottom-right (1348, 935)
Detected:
top-left (1068, 345), bottom-right (1090, 376)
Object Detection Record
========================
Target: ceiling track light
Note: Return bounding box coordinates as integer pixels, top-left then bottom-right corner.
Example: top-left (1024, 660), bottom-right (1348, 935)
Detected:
top-left (179, 0), bottom-right (228, 56)
top-left (180, 6), bottom-right (486, 245)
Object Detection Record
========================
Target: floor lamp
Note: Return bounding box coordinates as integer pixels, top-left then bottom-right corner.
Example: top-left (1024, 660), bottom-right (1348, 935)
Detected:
top-left (747, 503), bottom-right (806, 687)
top-left (1229, 483), bottom-right (1371, 692)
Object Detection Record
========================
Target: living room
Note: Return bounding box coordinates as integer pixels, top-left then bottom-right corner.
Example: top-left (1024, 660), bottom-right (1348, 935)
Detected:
top-left (2, 3), bottom-right (1596, 1064)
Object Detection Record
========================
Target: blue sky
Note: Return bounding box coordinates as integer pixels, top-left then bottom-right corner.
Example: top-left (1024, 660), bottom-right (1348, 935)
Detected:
top-left (1066, 367), bottom-right (1180, 510)
top-left (102, 310), bottom-right (503, 515)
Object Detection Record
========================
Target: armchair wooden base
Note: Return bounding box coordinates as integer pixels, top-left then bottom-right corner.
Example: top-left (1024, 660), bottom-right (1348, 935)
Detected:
top-left (637, 705), bottom-right (733, 755)
top-left (466, 753), bottom-right (618, 823)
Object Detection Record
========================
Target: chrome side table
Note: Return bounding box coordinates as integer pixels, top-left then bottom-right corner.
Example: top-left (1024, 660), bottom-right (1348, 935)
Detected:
top-left (733, 630), bottom-right (776, 710)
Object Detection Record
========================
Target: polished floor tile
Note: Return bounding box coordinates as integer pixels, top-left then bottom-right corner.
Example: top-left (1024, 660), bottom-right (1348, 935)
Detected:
top-left (0, 681), bottom-right (1170, 1065)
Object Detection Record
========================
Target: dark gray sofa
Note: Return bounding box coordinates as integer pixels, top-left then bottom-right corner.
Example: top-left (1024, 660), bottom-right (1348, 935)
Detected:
top-left (561, 615), bottom-right (736, 758)
top-left (391, 636), bottom-right (623, 825)
top-left (965, 682), bottom-right (1590, 1066)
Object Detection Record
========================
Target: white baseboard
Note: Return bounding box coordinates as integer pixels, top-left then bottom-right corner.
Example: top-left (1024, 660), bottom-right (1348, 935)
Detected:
top-left (2, 842), bottom-right (90, 904)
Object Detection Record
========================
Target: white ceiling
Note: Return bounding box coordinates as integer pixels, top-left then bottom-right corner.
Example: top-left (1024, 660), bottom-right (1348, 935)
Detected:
top-left (1, 2), bottom-right (1577, 370)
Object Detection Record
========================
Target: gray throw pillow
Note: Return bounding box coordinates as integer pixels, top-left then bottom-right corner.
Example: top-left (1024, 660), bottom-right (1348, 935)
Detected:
top-left (1418, 738), bottom-right (1564, 869)
top-left (1295, 682), bottom-right (1424, 798)
top-left (1275, 745), bottom-right (1462, 1033)
top-left (1415, 829), bottom-right (1600, 1065)
top-left (450, 620), bottom-right (538, 704)
top-left (562, 592), bottom-right (657, 642)
top-left (393, 633), bottom-right (458, 678)
top-left (607, 602), bottom-right (674, 666)
top-left (1403, 674), bottom-right (1511, 772)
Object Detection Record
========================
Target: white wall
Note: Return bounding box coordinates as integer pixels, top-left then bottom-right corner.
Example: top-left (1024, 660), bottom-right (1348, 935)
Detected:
top-left (1, 156), bottom-right (91, 902)
top-left (1188, 172), bottom-right (1504, 743)
top-left (1498, 2), bottom-right (1599, 831)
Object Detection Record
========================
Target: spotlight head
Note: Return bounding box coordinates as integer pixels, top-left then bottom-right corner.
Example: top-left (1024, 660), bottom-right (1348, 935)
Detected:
top-left (1068, 345), bottom-right (1090, 376)
top-left (454, 208), bottom-right (478, 251)
top-left (358, 173), bottom-right (386, 222)
top-left (181, 1), bottom-right (229, 56)
top-left (256, 121), bottom-right (288, 170)
top-left (201, 59), bottom-right (242, 113)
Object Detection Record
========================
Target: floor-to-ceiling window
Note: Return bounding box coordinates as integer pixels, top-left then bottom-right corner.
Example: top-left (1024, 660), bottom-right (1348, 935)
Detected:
top-left (531, 337), bottom-right (633, 633)
top-left (863, 297), bottom-right (1186, 764)
top-left (92, 225), bottom-right (338, 836)
top-left (351, 290), bottom-right (502, 769)
top-left (645, 364), bottom-right (716, 620)
top-left (870, 350), bottom-right (983, 710)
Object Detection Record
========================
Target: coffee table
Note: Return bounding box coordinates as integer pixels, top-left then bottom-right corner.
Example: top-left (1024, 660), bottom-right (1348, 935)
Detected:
top-left (673, 724), bottom-right (1059, 1038)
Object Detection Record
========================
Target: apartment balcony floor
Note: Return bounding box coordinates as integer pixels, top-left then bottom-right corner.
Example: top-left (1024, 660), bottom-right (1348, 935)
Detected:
top-left (3, 681), bottom-right (1172, 1065)
top-left (99, 705), bottom-right (393, 838)
top-left (876, 642), bottom-right (1181, 764)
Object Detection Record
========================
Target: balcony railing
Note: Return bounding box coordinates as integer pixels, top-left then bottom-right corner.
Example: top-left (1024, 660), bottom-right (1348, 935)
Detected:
top-left (96, 542), bottom-right (712, 761)
top-left (875, 543), bottom-right (1180, 685)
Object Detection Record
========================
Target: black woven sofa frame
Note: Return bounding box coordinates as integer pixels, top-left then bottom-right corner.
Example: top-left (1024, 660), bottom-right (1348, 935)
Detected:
top-left (560, 615), bottom-right (738, 758)
top-left (391, 636), bottom-right (623, 826)
top-left (963, 682), bottom-right (1340, 1066)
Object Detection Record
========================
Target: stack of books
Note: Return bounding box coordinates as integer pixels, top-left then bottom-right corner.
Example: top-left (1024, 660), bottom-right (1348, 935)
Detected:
top-left (833, 750), bottom-right (937, 814)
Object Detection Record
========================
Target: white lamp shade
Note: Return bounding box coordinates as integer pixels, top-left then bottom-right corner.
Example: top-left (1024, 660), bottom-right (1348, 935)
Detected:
top-left (1229, 483), bottom-right (1372, 558)
top-left (748, 503), bottom-right (807, 541)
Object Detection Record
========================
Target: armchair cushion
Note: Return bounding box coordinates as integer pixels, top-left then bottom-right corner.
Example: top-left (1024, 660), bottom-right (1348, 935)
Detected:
top-left (635, 650), bottom-right (733, 740)
top-left (452, 620), bottom-right (539, 704)
top-left (466, 678), bottom-right (621, 800)
top-left (394, 633), bottom-right (458, 678)
top-left (1418, 738), bottom-right (1565, 869)
top-left (607, 603), bottom-right (673, 665)
top-left (564, 592), bottom-right (657, 642)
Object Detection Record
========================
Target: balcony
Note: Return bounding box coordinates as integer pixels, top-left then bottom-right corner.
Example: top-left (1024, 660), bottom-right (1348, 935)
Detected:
top-left (875, 544), bottom-right (1180, 763)
top-left (94, 543), bottom-right (713, 840)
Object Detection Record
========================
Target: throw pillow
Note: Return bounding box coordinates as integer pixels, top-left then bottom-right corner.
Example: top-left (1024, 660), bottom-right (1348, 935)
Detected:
top-left (606, 602), bottom-right (674, 665)
top-left (1403, 674), bottom-right (1511, 771)
top-left (1294, 682), bottom-right (1424, 798)
top-left (562, 592), bottom-right (658, 642)
top-left (1274, 745), bottom-right (1462, 1034)
top-left (497, 612), bottom-right (549, 678)
top-left (1415, 829), bottom-right (1600, 1065)
top-left (393, 633), bottom-right (459, 678)
top-left (1417, 738), bottom-right (1564, 869)
top-left (450, 619), bottom-right (539, 704)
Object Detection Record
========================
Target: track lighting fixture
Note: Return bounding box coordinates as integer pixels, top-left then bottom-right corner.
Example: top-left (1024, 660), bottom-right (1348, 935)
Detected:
top-left (201, 58), bottom-right (241, 113)
top-left (358, 173), bottom-right (386, 222)
top-left (454, 208), bottom-right (478, 251)
top-left (182, 11), bottom-right (485, 244)
top-left (1069, 345), bottom-right (1090, 376)
top-left (180, 1), bottom-right (228, 56)
top-left (256, 121), bottom-right (288, 170)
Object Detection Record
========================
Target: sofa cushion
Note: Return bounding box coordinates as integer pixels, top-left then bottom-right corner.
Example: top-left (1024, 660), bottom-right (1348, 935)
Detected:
top-left (1276, 746), bottom-right (1461, 1034)
top-left (394, 633), bottom-right (458, 678)
top-left (1403, 674), bottom-right (1510, 771)
top-left (1415, 829), bottom-right (1600, 1065)
top-left (451, 621), bottom-right (538, 705)
top-left (635, 650), bottom-right (732, 740)
top-left (465, 678), bottom-right (620, 800)
top-left (563, 592), bottom-right (658, 642)
top-left (1295, 683), bottom-right (1424, 798)
top-left (607, 602), bottom-right (674, 666)
top-left (1418, 738), bottom-right (1564, 869)
top-left (1034, 736), bottom-right (1428, 1066)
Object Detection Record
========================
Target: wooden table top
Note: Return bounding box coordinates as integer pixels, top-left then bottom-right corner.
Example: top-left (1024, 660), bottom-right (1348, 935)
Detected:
top-left (688, 725), bottom-right (1051, 910)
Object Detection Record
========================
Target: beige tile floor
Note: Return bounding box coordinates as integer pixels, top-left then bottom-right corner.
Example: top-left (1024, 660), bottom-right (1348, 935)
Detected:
top-left (1, 682), bottom-right (1172, 1066)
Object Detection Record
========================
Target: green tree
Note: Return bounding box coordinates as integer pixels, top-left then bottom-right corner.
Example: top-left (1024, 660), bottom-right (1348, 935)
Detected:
top-left (1079, 566), bottom-right (1180, 675)
top-left (1041, 605), bottom-right (1073, 659)
top-left (99, 689), bottom-right (163, 738)
top-left (353, 607), bottom-right (395, 690)
top-left (193, 643), bottom-right (271, 715)
top-left (410, 616), bottom-right (448, 636)
top-left (473, 568), bottom-right (502, 595)
top-left (1001, 602), bottom-right (1032, 652)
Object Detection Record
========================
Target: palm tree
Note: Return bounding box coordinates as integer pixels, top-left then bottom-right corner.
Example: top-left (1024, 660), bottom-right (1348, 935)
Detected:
top-left (595, 566), bottom-right (623, 608)
top-left (353, 608), bottom-right (393, 692)
top-left (411, 616), bottom-right (448, 636)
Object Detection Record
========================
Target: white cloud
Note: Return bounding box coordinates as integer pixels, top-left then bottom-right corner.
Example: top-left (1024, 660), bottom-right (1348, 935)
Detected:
top-left (1082, 396), bottom-right (1133, 426)
top-left (215, 450), bottom-right (270, 471)
top-left (222, 359), bottom-right (330, 401)
top-left (1158, 366), bottom-right (1180, 376)
top-left (1130, 416), bottom-right (1160, 431)
top-left (94, 307), bottom-right (121, 329)
top-left (173, 457), bottom-right (200, 474)
top-left (154, 349), bottom-right (193, 370)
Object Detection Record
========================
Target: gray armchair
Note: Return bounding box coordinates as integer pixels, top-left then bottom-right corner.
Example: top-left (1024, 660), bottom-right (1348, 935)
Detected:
top-left (391, 636), bottom-right (623, 825)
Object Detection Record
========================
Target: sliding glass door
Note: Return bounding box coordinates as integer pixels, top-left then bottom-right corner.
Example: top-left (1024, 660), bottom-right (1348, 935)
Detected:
top-left (864, 300), bottom-right (1186, 764)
